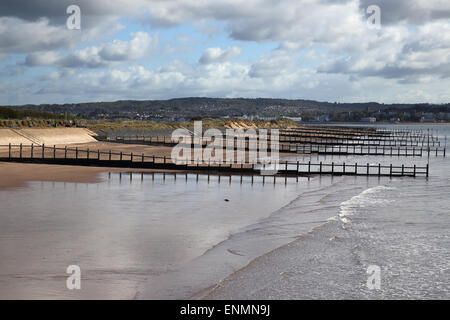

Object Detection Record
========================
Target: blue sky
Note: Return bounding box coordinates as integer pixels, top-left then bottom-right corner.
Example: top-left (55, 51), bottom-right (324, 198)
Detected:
top-left (0, 0), bottom-right (449, 105)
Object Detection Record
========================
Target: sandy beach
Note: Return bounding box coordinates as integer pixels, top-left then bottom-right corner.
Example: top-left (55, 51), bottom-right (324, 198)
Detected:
top-left (0, 141), bottom-right (177, 189)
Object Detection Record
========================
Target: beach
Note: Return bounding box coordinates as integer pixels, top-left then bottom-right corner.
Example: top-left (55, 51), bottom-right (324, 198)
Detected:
top-left (0, 125), bottom-right (448, 299)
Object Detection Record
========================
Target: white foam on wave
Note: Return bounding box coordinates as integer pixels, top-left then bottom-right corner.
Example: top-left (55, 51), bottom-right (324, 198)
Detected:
top-left (336, 186), bottom-right (396, 224)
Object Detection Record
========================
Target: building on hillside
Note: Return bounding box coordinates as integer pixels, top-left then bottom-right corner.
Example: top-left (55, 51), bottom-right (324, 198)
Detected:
top-left (361, 117), bottom-right (377, 123)
top-left (286, 117), bottom-right (302, 122)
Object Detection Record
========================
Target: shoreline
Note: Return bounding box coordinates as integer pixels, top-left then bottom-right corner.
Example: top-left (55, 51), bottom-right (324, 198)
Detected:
top-left (0, 162), bottom-right (199, 190)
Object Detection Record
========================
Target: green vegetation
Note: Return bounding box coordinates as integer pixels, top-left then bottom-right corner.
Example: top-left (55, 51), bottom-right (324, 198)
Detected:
top-left (0, 106), bottom-right (80, 128)
top-left (0, 106), bottom-right (66, 119)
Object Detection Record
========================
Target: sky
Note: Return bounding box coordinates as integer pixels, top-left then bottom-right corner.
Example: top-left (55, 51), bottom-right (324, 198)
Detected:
top-left (0, 0), bottom-right (449, 105)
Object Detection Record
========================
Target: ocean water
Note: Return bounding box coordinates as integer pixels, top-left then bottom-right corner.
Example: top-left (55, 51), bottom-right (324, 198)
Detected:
top-left (0, 124), bottom-right (448, 299)
top-left (205, 124), bottom-right (450, 299)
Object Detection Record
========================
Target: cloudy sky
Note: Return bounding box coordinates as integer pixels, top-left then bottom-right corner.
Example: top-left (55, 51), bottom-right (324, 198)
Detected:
top-left (0, 0), bottom-right (449, 105)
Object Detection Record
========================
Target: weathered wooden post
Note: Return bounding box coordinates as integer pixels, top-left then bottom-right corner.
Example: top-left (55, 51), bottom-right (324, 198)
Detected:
top-left (331, 162), bottom-right (334, 174)
top-left (402, 164), bottom-right (404, 175)
top-left (19, 143), bottom-right (22, 159)
top-left (109, 150), bottom-right (112, 161)
top-left (444, 136), bottom-right (447, 157)
top-left (366, 163), bottom-right (369, 175)
top-left (355, 163), bottom-right (358, 175)
top-left (64, 146), bottom-right (67, 159)
top-left (131, 153), bottom-right (134, 163)
top-left (378, 163), bottom-right (381, 176)
top-left (308, 161), bottom-right (311, 174)
top-left (31, 144), bottom-right (34, 159)
top-left (75, 147), bottom-right (78, 159)
top-left (343, 162), bottom-right (346, 174)
top-left (142, 154), bottom-right (144, 163)
top-left (42, 144), bottom-right (45, 159)
top-left (120, 152), bottom-right (123, 161)
top-left (53, 145), bottom-right (56, 159)
top-left (320, 161), bottom-right (322, 174)
top-left (390, 164), bottom-right (393, 177)
top-left (8, 143), bottom-right (11, 159)
top-left (413, 164), bottom-right (416, 177)
top-left (426, 163), bottom-right (429, 177)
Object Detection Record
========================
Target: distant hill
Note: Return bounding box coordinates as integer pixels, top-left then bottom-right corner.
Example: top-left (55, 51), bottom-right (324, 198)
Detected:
top-left (6, 98), bottom-right (450, 121)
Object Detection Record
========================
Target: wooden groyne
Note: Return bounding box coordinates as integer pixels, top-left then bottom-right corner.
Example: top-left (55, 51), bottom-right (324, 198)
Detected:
top-left (96, 135), bottom-right (446, 157)
top-left (0, 144), bottom-right (429, 178)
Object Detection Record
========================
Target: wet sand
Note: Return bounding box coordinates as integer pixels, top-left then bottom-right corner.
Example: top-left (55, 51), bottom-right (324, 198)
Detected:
top-left (0, 170), bottom-right (304, 299)
top-left (0, 141), bottom-right (305, 299)
top-left (0, 143), bottom-right (175, 189)
top-left (0, 142), bottom-right (294, 190)
top-left (0, 163), bottom-right (107, 189)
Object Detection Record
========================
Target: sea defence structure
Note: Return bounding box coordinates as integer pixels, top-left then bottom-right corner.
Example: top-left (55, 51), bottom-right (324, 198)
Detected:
top-left (0, 128), bottom-right (98, 146)
top-left (0, 125), bottom-right (437, 179)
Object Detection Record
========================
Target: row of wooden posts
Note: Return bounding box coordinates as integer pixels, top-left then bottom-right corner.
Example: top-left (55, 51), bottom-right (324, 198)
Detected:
top-left (2, 144), bottom-right (429, 177)
top-left (106, 134), bottom-right (441, 146)
top-left (99, 136), bottom-right (446, 156)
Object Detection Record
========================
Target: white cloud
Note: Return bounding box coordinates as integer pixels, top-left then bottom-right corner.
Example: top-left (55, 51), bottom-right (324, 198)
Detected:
top-left (199, 46), bottom-right (242, 64)
top-left (25, 32), bottom-right (154, 69)
top-left (1, 0), bottom-right (450, 104)
top-left (0, 17), bottom-right (76, 55)
top-left (318, 22), bottom-right (450, 82)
